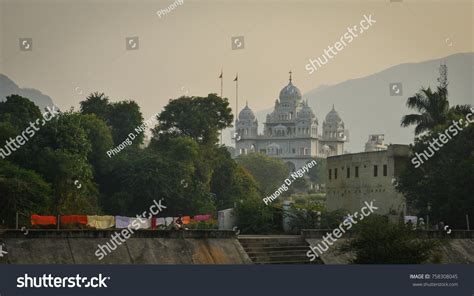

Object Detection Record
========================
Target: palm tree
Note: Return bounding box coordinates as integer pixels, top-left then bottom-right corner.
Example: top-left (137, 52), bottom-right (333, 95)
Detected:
top-left (401, 86), bottom-right (472, 136)
top-left (401, 86), bottom-right (453, 135)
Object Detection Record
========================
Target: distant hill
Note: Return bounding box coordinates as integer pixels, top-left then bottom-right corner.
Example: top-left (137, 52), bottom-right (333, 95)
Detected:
top-left (0, 74), bottom-right (56, 112)
top-left (256, 52), bottom-right (474, 152)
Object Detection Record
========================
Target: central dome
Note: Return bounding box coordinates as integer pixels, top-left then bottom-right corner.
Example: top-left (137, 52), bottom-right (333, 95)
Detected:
top-left (279, 81), bottom-right (302, 102)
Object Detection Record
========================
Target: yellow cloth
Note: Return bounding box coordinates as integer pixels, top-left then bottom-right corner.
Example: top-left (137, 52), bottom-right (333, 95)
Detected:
top-left (87, 215), bottom-right (115, 229)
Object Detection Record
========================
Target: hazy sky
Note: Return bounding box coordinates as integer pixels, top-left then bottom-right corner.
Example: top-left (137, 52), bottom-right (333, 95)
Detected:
top-left (0, 0), bottom-right (472, 144)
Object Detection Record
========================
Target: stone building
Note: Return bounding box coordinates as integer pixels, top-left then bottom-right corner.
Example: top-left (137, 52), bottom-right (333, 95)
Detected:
top-left (325, 144), bottom-right (409, 215)
top-left (234, 73), bottom-right (348, 170)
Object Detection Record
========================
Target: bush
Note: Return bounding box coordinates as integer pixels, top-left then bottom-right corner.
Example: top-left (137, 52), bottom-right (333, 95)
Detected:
top-left (234, 198), bottom-right (281, 234)
top-left (185, 219), bottom-right (218, 230)
top-left (342, 215), bottom-right (442, 264)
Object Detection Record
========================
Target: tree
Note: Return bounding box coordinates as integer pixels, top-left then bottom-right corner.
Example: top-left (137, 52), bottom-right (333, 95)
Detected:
top-left (210, 147), bottom-right (263, 210)
top-left (29, 112), bottom-right (101, 214)
top-left (0, 160), bottom-right (52, 226)
top-left (80, 92), bottom-right (111, 121)
top-left (152, 94), bottom-right (233, 145)
top-left (401, 86), bottom-right (470, 136)
top-left (80, 93), bottom-right (144, 146)
top-left (108, 100), bottom-right (144, 146)
top-left (79, 114), bottom-right (114, 176)
top-left (0, 95), bottom-right (43, 130)
top-left (342, 215), bottom-right (441, 264)
top-left (236, 153), bottom-right (289, 197)
top-left (397, 121), bottom-right (474, 228)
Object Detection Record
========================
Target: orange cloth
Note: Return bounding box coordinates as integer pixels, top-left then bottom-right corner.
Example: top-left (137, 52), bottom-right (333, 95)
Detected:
top-left (61, 215), bottom-right (88, 225)
top-left (182, 216), bottom-right (191, 225)
top-left (31, 214), bottom-right (57, 225)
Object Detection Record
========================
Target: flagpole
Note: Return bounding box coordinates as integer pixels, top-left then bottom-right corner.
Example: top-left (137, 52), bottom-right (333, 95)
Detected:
top-left (220, 69), bottom-right (223, 98)
top-left (235, 73), bottom-right (238, 123)
top-left (219, 69), bottom-right (223, 145)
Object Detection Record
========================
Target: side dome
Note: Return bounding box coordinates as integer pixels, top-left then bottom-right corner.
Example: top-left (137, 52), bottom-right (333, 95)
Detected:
top-left (325, 105), bottom-right (342, 123)
top-left (298, 101), bottom-right (315, 119)
top-left (238, 103), bottom-right (256, 121)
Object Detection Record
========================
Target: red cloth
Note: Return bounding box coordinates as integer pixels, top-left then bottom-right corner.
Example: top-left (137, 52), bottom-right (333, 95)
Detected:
top-left (193, 214), bottom-right (211, 222)
top-left (31, 214), bottom-right (57, 225)
top-left (61, 215), bottom-right (87, 225)
top-left (151, 217), bottom-right (157, 230)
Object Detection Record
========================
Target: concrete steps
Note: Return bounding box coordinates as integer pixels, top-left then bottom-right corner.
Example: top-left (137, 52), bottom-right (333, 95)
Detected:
top-left (238, 235), bottom-right (321, 264)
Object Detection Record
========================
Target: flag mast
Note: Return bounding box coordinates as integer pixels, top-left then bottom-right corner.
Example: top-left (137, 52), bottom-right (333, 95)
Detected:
top-left (219, 69), bottom-right (223, 145)
top-left (234, 73), bottom-right (239, 124)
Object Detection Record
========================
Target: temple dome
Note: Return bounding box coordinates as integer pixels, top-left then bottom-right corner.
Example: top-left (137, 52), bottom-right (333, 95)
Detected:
top-left (325, 105), bottom-right (342, 123)
top-left (238, 102), bottom-right (256, 121)
top-left (298, 101), bottom-right (315, 119)
top-left (279, 81), bottom-right (302, 102)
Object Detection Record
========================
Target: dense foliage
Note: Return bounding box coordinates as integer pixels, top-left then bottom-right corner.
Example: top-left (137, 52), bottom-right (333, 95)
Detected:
top-left (342, 216), bottom-right (441, 264)
top-left (398, 85), bottom-right (474, 228)
top-left (0, 93), bottom-right (262, 227)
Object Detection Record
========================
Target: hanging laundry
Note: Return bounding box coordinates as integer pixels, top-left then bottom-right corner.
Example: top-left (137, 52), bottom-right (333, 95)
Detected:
top-left (182, 216), bottom-right (191, 225)
top-left (165, 217), bottom-right (174, 225)
top-left (31, 214), bottom-right (57, 225)
top-left (193, 214), bottom-right (211, 221)
top-left (87, 215), bottom-right (115, 229)
top-left (61, 215), bottom-right (87, 225)
top-left (115, 216), bottom-right (131, 229)
top-left (129, 217), bottom-right (151, 229)
top-left (156, 217), bottom-right (166, 226)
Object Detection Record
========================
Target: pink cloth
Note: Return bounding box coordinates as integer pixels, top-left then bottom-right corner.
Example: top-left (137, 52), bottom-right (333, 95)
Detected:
top-left (193, 214), bottom-right (211, 221)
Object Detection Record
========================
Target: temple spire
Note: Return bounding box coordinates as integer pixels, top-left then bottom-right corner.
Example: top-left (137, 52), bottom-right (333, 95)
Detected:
top-left (289, 70), bottom-right (292, 83)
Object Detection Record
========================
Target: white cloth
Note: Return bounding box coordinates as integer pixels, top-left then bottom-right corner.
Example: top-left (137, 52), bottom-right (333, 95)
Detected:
top-left (130, 217), bottom-right (151, 229)
top-left (165, 217), bottom-right (174, 225)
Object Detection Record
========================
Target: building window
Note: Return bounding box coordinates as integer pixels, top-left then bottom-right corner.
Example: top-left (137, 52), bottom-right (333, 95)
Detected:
top-left (335, 168), bottom-right (338, 179)
top-left (383, 165), bottom-right (387, 176)
top-left (346, 167), bottom-right (350, 178)
top-left (355, 166), bottom-right (359, 178)
top-left (374, 165), bottom-right (378, 177)
top-left (329, 169), bottom-right (332, 180)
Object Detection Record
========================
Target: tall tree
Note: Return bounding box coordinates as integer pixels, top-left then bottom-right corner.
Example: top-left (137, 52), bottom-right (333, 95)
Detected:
top-left (108, 100), bottom-right (144, 146)
top-left (80, 93), bottom-right (144, 146)
top-left (152, 94), bottom-right (233, 145)
top-left (0, 95), bottom-right (43, 130)
top-left (401, 87), bottom-right (450, 135)
top-left (401, 86), bottom-right (471, 136)
top-left (80, 92), bottom-right (111, 121)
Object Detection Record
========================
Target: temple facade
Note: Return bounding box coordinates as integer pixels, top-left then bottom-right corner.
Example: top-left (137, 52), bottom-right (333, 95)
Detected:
top-left (234, 73), bottom-right (348, 170)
